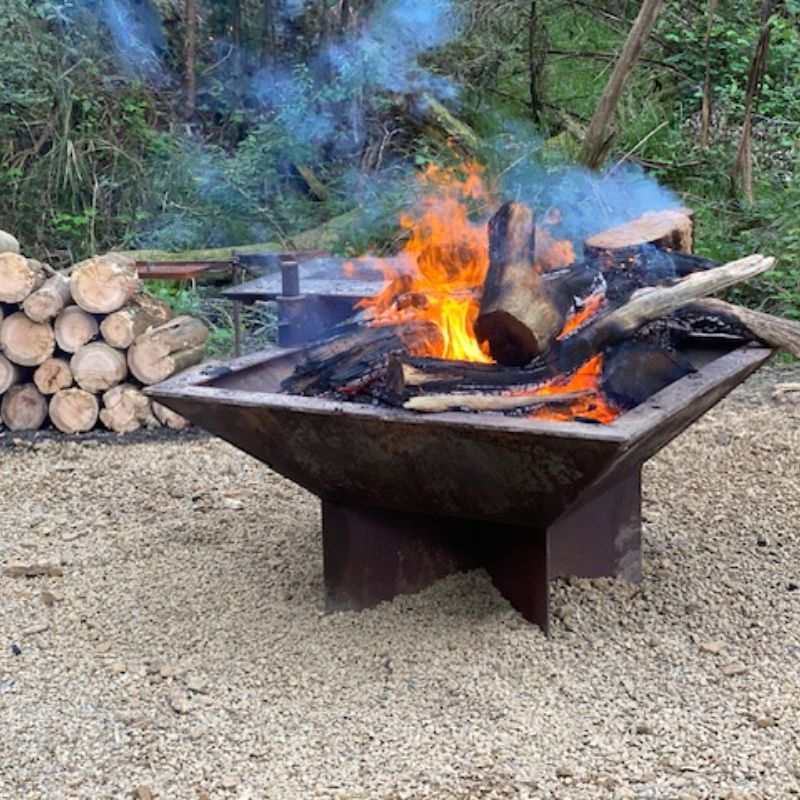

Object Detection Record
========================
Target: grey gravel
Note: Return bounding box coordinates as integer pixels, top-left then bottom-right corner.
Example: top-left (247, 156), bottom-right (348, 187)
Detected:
top-left (0, 365), bottom-right (799, 799)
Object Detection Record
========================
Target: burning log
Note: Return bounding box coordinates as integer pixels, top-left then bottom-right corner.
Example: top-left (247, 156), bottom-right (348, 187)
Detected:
top-left (282, 321), bottom-right (442, 396)
top-left (71, 343), bottom-right (128, 393)
top-left (551, 254), bottom-right (776, 373)
top-left (584, 208), bottom-right (694, 262)
top-left (70, 254), bottom-right (141, 314)
top-left (674, 299), bottom-right (800, 359)
top-left (1, 383), bottom-right (48, 431)
top-left (54, 306), bottom-right (100, 353)
top-left (0, 254), bottom-right (46, 303)
top-left (0, 312), bottom-right (56, 366)
top-left (100, 384), bottom-right (158, 433)
top-left (127, 316), bottom-right (209, 385)
top-left (33, 358), bottom-right (73, 395)
top-left (475, 202), bottom-right (575, 366)
top-left (100, 293), bottom-right (173, 349)
top-left (49, 388), bottom-right (99, 434)
top-left (403, 390), bottom-right (590, 414)
top-left (22, 273), bottom-right (71, 323)
top-left (0, 353), bottom-right (22, 394)
top-left (601, 341), bottom-right (696, 409)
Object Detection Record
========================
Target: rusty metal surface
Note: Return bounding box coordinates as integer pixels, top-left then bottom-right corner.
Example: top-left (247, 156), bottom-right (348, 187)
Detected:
top-left (135, 261), bottom-right (233, 281)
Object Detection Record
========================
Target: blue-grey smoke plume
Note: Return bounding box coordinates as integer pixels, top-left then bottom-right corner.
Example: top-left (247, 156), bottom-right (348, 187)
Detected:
top-left (102, 0), bottom-right (167, 85)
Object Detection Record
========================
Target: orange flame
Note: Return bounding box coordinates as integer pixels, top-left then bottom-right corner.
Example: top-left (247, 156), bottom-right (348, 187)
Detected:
top-left (558, 292), bottom-right (605, 339)
top-left (354, 162), bottom-right (619, 423)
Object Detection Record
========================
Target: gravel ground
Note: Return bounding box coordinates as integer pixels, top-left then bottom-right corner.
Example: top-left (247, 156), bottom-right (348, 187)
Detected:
top-left (1, 365), bottom-right (799, 800)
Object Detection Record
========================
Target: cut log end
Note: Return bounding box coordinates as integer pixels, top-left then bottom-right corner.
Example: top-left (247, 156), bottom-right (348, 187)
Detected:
top-left (70, 254), bottom-right (140, 314)
top-left (71, 343), bottom-right (128, 393)
top-left (0, 312), bottom-right (56, 367)
top-left (54, 306), bottom-right (100, 353)
top-left (1, 383), bottom-right (48, 431)
top-left (152, 401), bottom-right (190, 430)
top-left (100, 293), bottom-right (173, 349)
top-left (33, 358), bottom-right (73, 395)
top-left (23, 273), bottom-right (72, 323)
top-left (0, 254), bottom-right (46, 304)
top-left (127, 316), bottom-right (209, 385)
top-left (100, 384), bottom-right (159, 433)
top-left (49, 389), bottom-right (99, 434)
top-left (0, 353), bottom-right (22, 394)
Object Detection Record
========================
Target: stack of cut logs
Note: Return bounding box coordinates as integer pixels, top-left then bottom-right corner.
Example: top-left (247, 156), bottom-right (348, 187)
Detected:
top-left (0, 235), bottom-right (208, 434)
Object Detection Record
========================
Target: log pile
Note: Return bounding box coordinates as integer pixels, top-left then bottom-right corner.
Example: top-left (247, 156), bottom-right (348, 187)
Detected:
top-left (0, 247), bottom-right (208, 433)
top-left (281, 206), bottom-right (799, 419)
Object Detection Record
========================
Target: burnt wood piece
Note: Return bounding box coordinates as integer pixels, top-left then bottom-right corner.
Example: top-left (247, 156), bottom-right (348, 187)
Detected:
top-left (543, 253), bottom-right (775, 376)
top-left (281, 321), bottom-right (441, 395)
top-left (601, 341), bottom-right (696, 409)
top-left (674, 299), bottom-right (800, 359)
top-left (475, 202), bottom-right (574, 366)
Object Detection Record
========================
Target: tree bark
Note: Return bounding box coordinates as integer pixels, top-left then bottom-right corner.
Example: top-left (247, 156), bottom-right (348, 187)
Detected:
top-left (1, 383), bottom-right (48, 431)
top-left (33, 358), bottom-right (73, 395)
top-left (584, 208), bottom-right (694, 260)
top-left (699, 0), bottom-right (719, 149)
top-left (528, 0), bottom-right (544, 123)
top-left (49, 389), bottom-right (99, 434)
top-left (22, 273), bottom-right (72, 323)
top-left (54, 306), bottom-right (99, 353)
top-left (70, 254), bottom-right (140, 314)
top-left (579, 0), bottom-right (665, 169)
top-left (475, 202), bottom-right (573, 366)
top-left (0, 254), bottom-right (46, 303)
top-left (100, 384), bottom-right (158, 433)
top-left (127, 316), bottom-right (209, 385)
top-left (184, 0), bottom-right (198, 118)
top-left (0, 312), bottom-right (56, 366)
top-left (71, 343), bottom-right (128, 393)
top-left (100, 293), bottom-right (173, 349)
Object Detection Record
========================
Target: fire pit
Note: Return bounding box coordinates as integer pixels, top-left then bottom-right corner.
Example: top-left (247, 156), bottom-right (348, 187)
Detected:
top-left (148, 338), bottom-right (771, 632)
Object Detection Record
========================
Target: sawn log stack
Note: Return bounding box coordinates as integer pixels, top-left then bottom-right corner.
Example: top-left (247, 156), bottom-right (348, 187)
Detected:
top-left (0, 250), bottom-right (207, 433)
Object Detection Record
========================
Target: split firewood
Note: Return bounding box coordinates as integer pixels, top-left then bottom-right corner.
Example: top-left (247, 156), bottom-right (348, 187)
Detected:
top-left (0, 312), bottom-right (56, 366)
top-left (403, 389), bottom-right (590, 414)
top-left (1, 383), bottom-right (48, 431)
top-left (71, 343), bottom-right (128, 392)
top-left (152, 401), bottom-right (190, 430)
top-left (127, 316), bottom-right (209, 385)
top-left (474, 202), bottom-right (576, 366)
top-left (33, 358), bottom-right (73, 395)
top-left (100, 384), bottom-right (158, 433)
top-left (550, 254), bottom-right (776, 374)
top-left (584, 208), bottom-right (694, 267)
top-left (0, 353), bottom-right (22, 394)
top-left (54, 306), bottom-right (100, 353)
top-left (49, 389), bottom-right (99, 434)
top-left (0, 229), bottom-right (20, 255)
top-left (675, 298), bottom-right (800, 359)
top-left (70, 253), bottom-right (140, 313)
top-left (100, 293), bottom-right (172, 349)
top-left (0, 253), bottom-right (46, 303)
top-left (386, 355), bottom-right (546, 396)
top-left (601, 341), bottom-right (696, 409)
top-left (282, 321), bottom-right (442, 395)
top-left (22, 273), bottom-right (72, 323)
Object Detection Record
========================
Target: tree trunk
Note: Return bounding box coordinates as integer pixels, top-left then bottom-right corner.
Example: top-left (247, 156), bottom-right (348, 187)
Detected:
top-left (579, 0), bottom-right (665, 169)
top-left (152, 401), bottom-right (190, 430)
top-left (0, 254), bottom-right (46, 303)
top-left (22, 273), bottom-right (72, 323)
top-left (54, 306), bottom-right (100, 353)
top-left (184, 0), bottom-right (197, 118)
top-left (0, 312), bottom-right (56, 366)
top-left (0, 353), bottom-right (22, 394)
top-left (100, 384), bottom-right (158, 433)
top-left (528, 0), bottom-right (544, 123)
top-left (70, 254), bottom-right (140, 314)
top-left (1, 383), bottom-right (48, 431)
top-left (100, 293), bottom-right (173, 349)
top-left (261, 0), bottom-right (277, 66)
top-left (474, 202), bottom-right (573, 366)
top-left (49, 389), bottom-right (99, 434)
top-left (71, 343), bottom-right (128, 393)
top-left (127, 316), bottom-right (209, 385)
top-left (699, 0), bottom-right (719, 149)
top-left (33, 358), bottom-right (73, 395)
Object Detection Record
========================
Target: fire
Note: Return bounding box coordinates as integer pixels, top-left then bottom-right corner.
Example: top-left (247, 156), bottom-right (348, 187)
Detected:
top-left (355, 162), bottom-right (620, 423)
top-left (558, 292), bottom-right (605, 339)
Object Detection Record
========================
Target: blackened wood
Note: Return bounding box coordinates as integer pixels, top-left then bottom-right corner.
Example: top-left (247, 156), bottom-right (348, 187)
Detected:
top-left (601, 341), bottom-right (695, 410)
top-left (475, 202), bottom-right (573, 366)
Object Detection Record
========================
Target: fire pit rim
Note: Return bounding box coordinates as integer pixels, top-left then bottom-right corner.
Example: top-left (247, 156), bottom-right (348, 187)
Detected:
top-left (147, 343), bottom-right (772, 443)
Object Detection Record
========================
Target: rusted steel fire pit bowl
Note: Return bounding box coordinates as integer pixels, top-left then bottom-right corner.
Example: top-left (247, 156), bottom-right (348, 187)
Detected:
top-left (149, 340), bottom-right (771, 632)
